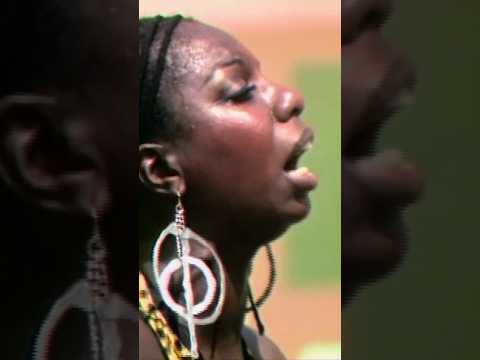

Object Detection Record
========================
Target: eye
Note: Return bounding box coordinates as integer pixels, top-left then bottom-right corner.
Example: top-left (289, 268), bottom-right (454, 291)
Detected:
top-left (226, 84), bottom-right (257, 104)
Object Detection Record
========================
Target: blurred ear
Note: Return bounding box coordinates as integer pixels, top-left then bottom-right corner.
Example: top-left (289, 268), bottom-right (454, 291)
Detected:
top-left (138, 143), bottom-right (185, 195)
top-left (0, 94), bottom-right (108, 213)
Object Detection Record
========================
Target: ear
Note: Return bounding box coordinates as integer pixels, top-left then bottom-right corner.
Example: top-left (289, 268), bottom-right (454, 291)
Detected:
top-left (138, 143), bottom-right (185, 195)
top-left (0, 94), bottom-right (108, 213)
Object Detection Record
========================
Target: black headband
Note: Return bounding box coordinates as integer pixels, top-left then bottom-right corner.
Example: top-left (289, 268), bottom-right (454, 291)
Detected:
top-left (139, 15), bottom-right (183, 139)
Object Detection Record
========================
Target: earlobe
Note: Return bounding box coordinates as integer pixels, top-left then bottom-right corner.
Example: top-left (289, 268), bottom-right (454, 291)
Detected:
top-left (0, 94), bottom-right (108, 213)
top-left (138, 143), bottom-right (185, 195)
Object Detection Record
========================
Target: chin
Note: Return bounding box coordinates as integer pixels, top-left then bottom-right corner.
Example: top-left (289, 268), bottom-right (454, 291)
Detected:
top-left (342, 212), bottom-right (408, 305)
top-left (281, 193), bottom-right (313, 224)
top-left (292, 198), bottom-right (312, 222)
top-left (255, 205), bottom-right (309, 244)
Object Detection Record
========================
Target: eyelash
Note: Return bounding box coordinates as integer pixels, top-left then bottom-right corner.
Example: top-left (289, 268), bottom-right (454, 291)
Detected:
top-left (226, 84), bottom-right (257, 104)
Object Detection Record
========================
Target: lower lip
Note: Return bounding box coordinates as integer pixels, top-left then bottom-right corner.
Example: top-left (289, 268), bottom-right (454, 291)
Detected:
top-left (349, 149), bottom-right (424, 203)
top-left (284, 166), bottom-right (318, 191)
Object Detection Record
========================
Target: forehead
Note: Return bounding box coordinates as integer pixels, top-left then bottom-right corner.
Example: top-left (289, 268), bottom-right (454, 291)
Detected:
top-left (167, 20), bottom-right (256, 79)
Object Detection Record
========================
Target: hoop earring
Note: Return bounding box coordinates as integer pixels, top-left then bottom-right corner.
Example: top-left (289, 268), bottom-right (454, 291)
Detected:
top-left (33, 212), bottom-right (134, 360)
top-left (152, 193), bottom-right (226, 359)
top-left (245, 244), bottom-right (277, 312)
top-left (245, 244), bottom-right (277, 336)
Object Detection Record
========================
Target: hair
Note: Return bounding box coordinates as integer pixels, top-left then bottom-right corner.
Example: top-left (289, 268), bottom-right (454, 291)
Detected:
top-left (139, 15), bottom-right (185, 144)
top-left (1, 1), bottom-right (134, 99)
top-left (0, 0), bottom-right (137, 290)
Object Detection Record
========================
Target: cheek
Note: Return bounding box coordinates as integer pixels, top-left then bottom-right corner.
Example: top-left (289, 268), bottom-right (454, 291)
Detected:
top-left (182, 107), bottom-right (280, 195)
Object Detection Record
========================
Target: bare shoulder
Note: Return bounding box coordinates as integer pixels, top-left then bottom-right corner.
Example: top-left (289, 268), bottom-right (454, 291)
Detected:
top-left (139, 318), bottom-right (166, 360)
top-left (242, 326), bottom-right (287, 360)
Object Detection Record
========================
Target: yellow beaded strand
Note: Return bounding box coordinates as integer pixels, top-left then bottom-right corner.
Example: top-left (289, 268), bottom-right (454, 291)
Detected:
top-left (139, 273), bottom-right (194, 360)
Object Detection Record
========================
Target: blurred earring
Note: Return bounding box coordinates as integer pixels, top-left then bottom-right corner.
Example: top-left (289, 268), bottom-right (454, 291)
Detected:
top-left (33, 212), bottom-right (114, 360)
top-left (245, 244), bottom-right (277, 336)
top-left (152, 193), bottom-right (226, 359)
top-left (85, 212), bottom-right (109, 359)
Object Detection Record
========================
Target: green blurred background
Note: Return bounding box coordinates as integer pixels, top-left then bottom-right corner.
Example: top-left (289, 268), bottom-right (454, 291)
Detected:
top-left (343, 2), bottom-right (480, 359)
top-left (289, 64), bottom-right (341, 286)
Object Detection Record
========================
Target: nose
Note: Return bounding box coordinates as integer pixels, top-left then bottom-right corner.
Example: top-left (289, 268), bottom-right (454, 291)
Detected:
top-left (272, 84), bottom-right (305, 123)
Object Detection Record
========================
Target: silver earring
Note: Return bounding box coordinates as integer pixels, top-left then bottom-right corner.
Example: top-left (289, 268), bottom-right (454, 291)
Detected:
top-left (152, 193), bottom-right (226, 359)
top-left (85, 213), bottom-right (108, 359)
top-left (33, 212), bottom-right (135, 360)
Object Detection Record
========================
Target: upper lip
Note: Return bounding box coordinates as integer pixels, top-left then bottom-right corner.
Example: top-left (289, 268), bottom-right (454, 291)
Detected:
top-left (284, 127), bottom-right (315, 171)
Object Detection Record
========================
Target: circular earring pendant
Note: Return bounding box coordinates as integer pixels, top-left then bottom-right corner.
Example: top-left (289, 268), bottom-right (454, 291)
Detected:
top-left (159, 256), bottom-right (217, 316)
top-left (152, 223), bottom-right (226, 326)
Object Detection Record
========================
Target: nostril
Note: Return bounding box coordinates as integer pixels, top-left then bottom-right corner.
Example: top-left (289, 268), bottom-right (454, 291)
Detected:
top-left (291, 105), bottom-right (303, 118)
top-left (273, 86), bottom-right (305, 122)
top-left (362, 1), bottom-right (394, 31)
top-left (364, 8), bottom-right (387, 29)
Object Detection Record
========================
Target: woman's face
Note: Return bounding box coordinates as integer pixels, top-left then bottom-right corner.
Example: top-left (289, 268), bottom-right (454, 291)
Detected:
top-left (166, 21), bottom-right (317, 235)
top-left (342, 0), bottom-right (424, 299)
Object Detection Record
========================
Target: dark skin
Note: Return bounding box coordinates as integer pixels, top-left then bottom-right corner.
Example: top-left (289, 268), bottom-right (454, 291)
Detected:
top-left (0, 1), bottom-right (137, 358)
top-left (139, 20), bottom-right (317, 360)
top-left (342, 0), bottom-right (424, 304)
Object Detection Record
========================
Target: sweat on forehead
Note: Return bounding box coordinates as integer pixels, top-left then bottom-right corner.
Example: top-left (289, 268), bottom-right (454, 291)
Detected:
top-left (164, 20), bottom-right (251, 82)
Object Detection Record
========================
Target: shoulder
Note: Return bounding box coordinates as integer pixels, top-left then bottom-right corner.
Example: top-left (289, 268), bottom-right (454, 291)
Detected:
top-left (242, 326), bottom-right (287, 360)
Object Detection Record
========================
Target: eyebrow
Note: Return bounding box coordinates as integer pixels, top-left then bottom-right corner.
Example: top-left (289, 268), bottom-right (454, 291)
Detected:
top-left (203, 57), bottom-right (247, 85)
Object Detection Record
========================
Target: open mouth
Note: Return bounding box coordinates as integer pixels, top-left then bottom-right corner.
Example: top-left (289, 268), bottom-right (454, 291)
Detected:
top-left (344, 62), bottom-right (423, 204)
top-left (284, 140), bottom-right (313, 171)
top-left (283, 128), bottom-right (318, 191)
top-left (284, 127), bottom-right (314, 170)
top-left (345, 59), bottom-right (416, 160)
top-left (344, 120), bottom-right (383, 160)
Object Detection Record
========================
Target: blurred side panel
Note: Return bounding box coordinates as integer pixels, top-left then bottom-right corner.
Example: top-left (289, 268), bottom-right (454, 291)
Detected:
top-left (0, 1), bottom-right (138, 359)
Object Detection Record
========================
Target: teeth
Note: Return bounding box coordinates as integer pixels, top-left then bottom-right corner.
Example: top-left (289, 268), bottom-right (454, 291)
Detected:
top-left (289, 166), bottom-right (310, 175)
top-left (285, 142), bottom-right (313, 171)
